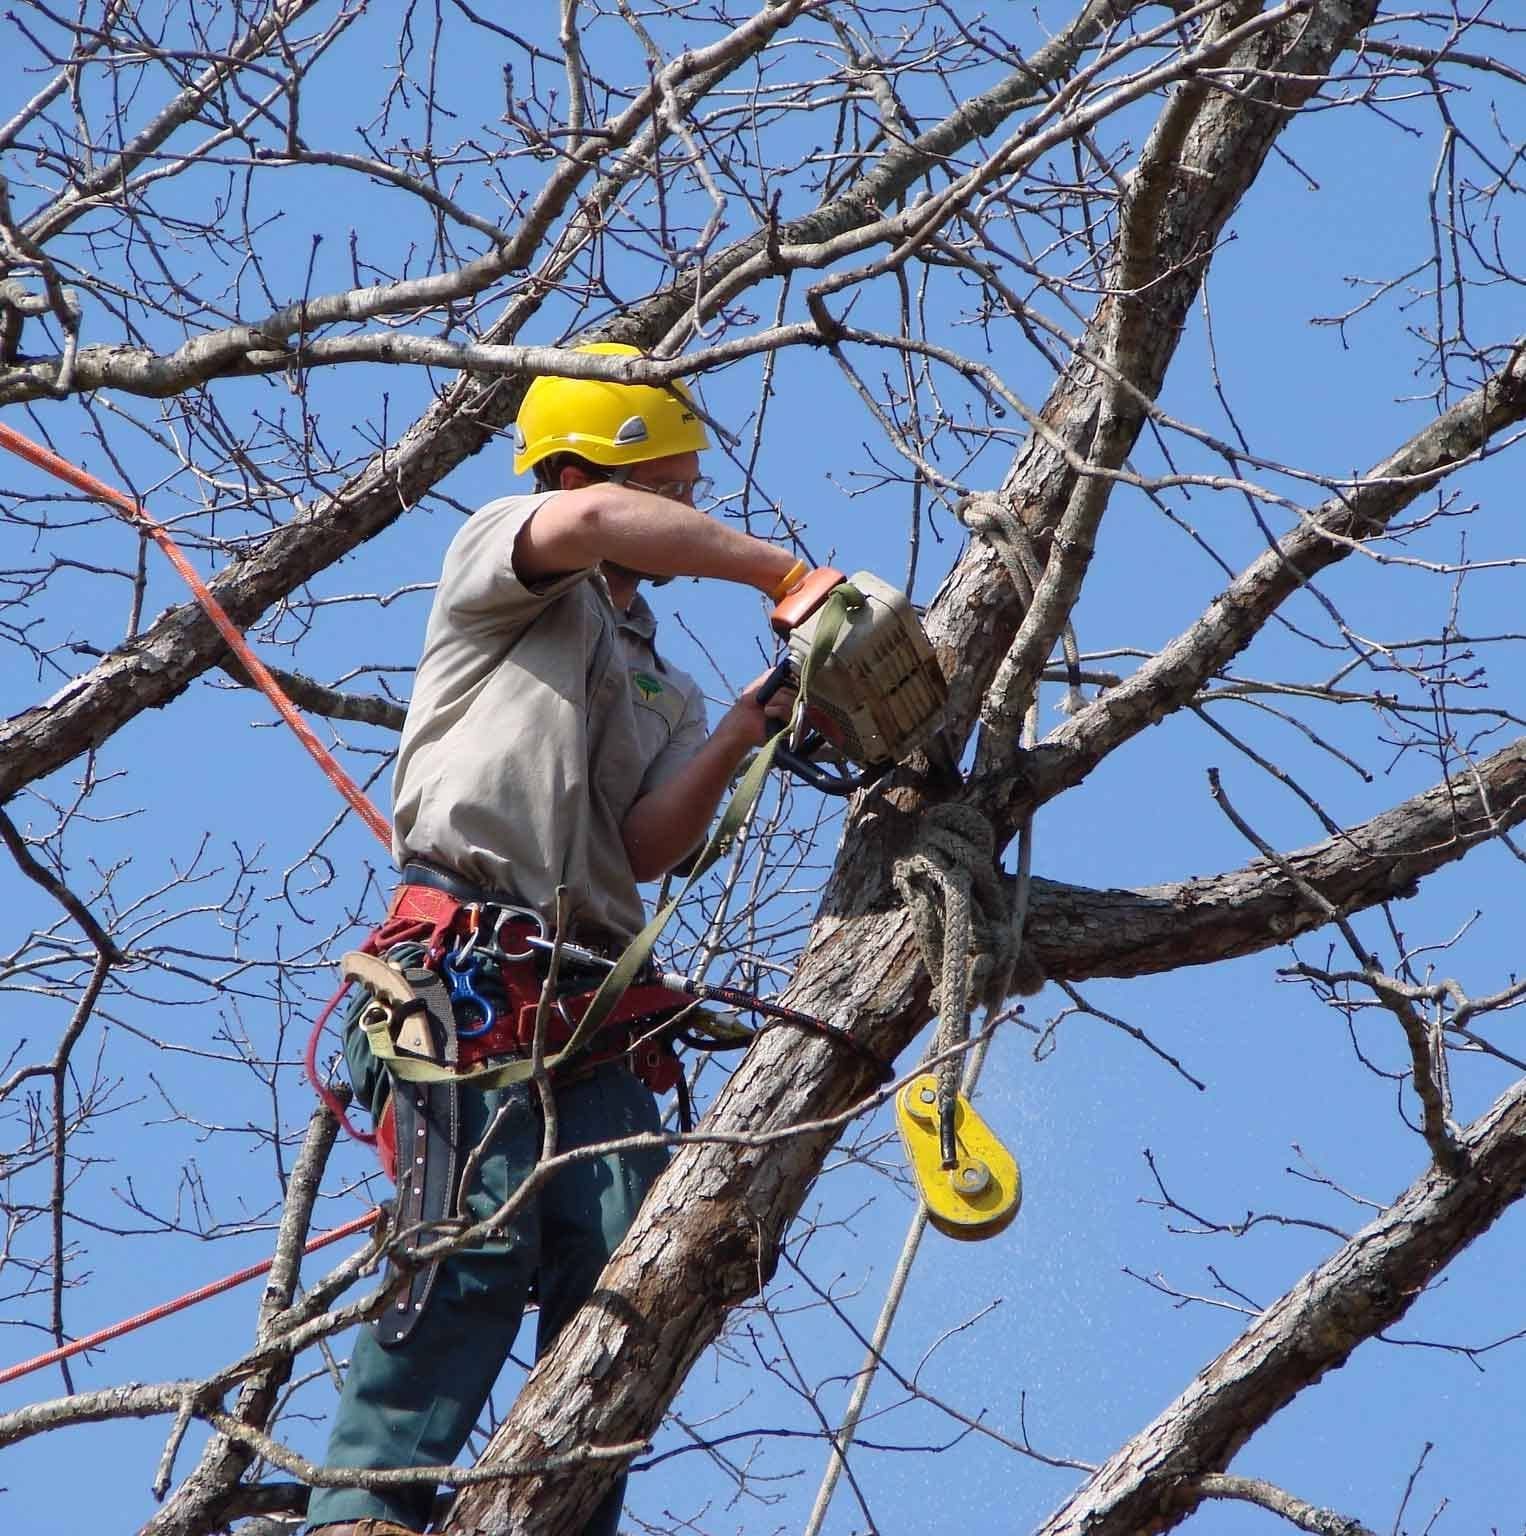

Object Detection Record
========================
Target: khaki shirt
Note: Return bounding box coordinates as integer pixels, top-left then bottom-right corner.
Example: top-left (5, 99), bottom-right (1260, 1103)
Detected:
top-left (392, 493), bottom-right (709, 942)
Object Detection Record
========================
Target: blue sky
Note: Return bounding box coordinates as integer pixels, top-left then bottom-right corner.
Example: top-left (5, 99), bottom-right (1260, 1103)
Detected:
top-left (3, 6), bottom-right (1526, 1534)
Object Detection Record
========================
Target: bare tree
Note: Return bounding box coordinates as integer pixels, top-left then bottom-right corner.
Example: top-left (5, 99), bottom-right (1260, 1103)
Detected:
top-left (2, 2), bottom-right (1525, 1533)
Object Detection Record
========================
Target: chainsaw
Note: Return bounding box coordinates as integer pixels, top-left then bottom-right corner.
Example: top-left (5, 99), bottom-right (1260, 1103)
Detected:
top-left (762, 568), bottom-right (948, 795)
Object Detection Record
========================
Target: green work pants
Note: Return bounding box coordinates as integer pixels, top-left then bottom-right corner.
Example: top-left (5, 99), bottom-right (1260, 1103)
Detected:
top-left (307, 1060), bottom-right (668, 1535)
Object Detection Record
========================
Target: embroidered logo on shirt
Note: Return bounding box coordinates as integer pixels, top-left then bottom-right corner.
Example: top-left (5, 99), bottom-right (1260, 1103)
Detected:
top-left (633, 671), bottom-right (664, 700)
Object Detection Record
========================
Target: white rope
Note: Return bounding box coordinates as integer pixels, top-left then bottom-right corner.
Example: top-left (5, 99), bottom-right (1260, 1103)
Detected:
top-left (806, 809), bottom-right (1038, 1535)
top-left (961, 491), bottom-right (1086, 717)
top-left (800, 1036), bottom-right (982, 1536)
top-left (805, 492), bottom-right (1061, 1531)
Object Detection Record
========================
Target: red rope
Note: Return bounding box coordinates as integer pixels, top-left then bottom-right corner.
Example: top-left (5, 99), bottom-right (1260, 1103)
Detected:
top-left (0, 422), bottom-right (393, 849)
top-left (0, 1209), bottom-right (381, 1389)
top-left (0, 425), bottom-right (400, 1367)
top-left (305, 980), bottom-right (378, 1147)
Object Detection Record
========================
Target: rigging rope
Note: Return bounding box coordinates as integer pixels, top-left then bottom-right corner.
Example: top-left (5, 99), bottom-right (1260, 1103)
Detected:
top-left (892, 803), bottom-right (1024, 1162)
top-left (0, 422), bottom-right (393, 848)
top-left (808, 490), bottom-right (1057, 1528)
top-left (961, 490), bottom-right (1085, 716)
top-left (0, 1209), bottom-right (380, 1388)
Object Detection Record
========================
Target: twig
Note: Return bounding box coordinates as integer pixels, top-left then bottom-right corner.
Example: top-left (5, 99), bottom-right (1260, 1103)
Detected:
top-left (1206, 768), bottom-right (1465, 1174)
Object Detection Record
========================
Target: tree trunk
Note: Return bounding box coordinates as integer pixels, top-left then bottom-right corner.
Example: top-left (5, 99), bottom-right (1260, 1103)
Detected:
top-left (447, 12), bottom-right (1392, 1529)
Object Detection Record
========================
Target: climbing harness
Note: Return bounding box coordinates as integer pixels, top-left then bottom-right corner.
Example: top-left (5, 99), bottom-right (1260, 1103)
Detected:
top-left (329, 873), bottom-right (892, 1150)
top-left (312, 878), bottom-right (696, 1127)
top-left (324, 851), bottom-right (888, 1348)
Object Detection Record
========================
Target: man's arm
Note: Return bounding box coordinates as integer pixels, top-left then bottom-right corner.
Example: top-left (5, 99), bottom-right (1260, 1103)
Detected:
top-left (514, 483), bottom-right (797, 595)
top-left (621, 672), bottom-right (790, 883)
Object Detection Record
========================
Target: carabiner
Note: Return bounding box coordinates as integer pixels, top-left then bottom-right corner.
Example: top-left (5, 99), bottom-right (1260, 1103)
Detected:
top-left (451, 904), bottom-right (483, 968)
top-left (485, 904), bottom-right (545, 963)
top-left (442, 950), bottom-right (495, 1039)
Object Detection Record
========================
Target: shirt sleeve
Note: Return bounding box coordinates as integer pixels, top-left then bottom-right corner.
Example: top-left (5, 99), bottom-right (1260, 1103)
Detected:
top-left (437, 493), bottom-right (592, 638)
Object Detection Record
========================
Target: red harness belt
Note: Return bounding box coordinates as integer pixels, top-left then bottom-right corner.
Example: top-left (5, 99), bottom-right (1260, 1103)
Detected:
top-left (310, 882), bottom-right (689, 1176)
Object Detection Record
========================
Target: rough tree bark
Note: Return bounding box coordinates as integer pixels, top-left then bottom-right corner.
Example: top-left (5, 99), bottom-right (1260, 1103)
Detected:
top-left (5, 4), bottom-right (1518, 1532)
top-left (443, 5), bottom-right (1474, 1533)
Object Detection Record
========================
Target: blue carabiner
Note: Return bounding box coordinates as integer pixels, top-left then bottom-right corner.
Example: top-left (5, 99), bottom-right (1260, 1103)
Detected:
top-left (442, 951), bottom-right (496, 1039)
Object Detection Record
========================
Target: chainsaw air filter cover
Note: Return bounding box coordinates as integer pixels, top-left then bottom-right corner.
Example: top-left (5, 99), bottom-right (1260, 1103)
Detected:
top-left (785, 571), bottom-right (948, 769)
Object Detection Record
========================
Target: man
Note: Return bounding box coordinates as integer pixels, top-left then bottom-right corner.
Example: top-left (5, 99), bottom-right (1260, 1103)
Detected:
top-left (306, 343), bottom-right (805, 1536)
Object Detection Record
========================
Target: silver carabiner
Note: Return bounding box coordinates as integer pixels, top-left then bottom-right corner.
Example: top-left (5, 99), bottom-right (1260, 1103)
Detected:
top-left (487, 903), bottom-right (545, 962)
top-left (450, 903), bottom-right (483, 968)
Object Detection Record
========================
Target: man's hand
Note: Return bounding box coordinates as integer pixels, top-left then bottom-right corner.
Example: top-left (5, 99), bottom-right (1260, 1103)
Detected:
top-left (714, 668), bottom-right (797, 752)
top-left (621, 668), bottom-right (797, 882)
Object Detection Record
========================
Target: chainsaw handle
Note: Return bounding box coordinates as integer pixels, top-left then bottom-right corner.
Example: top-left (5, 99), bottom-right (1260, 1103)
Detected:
top-left (759, 658), bottom-right (879, 795)
top-left (772, 745), bottom-right (888, 796)
top-left (757, 658), bottom-right (806, 750)
top-left (756, 657), bottom-right (793, 708)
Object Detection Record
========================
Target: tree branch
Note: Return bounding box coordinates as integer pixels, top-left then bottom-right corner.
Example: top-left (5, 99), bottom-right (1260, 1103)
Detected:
top-left (1196, 1473), bottom-right (1380, 1534)
top-left (140, 1102), bottom-right (341, 1533)
top-left (1031, 339), bottom-right (1526, 807)
top-left (1024, 731), bottom-right (1526, 980)
top-left (1031, 1075), bottom-right (1526, 1536)
top-left (0, 0), bottom-right (1132, 804)
top-left (219, 659), bottom-right (406, 732)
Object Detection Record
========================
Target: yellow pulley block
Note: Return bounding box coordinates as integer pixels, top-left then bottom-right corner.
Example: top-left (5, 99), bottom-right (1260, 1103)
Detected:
top-left (895, 1074), bottom-right (1021, 1241)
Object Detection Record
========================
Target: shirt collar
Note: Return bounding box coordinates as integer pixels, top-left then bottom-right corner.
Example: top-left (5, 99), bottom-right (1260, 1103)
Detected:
top-left (613, 589), bottom-right (658, 641)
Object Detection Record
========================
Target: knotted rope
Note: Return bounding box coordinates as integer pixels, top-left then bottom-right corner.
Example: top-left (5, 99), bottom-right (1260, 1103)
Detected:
top-left (959, 490), bottom-right (1086, 718)
top-left (812, 490), bottom-right (1065, 1533)
top-left (891, 491), bottom-right (1063, 1164)
top-left (893, 803), bottom-right (1035, 1163)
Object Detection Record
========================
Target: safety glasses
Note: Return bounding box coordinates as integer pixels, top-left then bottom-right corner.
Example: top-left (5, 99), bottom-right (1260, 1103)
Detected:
top-left (603, 466), bottom-right (716, 507)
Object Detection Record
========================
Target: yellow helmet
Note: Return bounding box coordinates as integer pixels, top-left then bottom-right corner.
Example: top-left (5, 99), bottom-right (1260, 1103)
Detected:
top-left (512, 342), bottom-right (711, 475)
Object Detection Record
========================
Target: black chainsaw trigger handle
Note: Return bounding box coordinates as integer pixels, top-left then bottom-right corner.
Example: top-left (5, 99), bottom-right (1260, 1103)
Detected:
top-left (777, 749), bottom-right (887, 796)
top-left (758, 657), bottom-right (883, 797)
top-left (757, 657), bottom-right (793, 709)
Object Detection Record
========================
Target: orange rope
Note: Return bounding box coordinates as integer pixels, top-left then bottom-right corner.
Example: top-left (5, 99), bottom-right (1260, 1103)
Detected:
top-left (0, 1208), bottom-right (381, 1388)
top-left (0, 422), bottom-right (393, 848)
top-left (0, 427), bottom-right (397, 1375)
